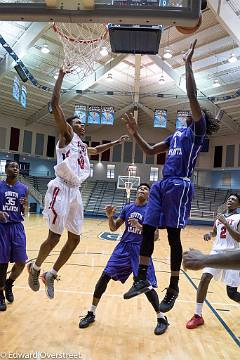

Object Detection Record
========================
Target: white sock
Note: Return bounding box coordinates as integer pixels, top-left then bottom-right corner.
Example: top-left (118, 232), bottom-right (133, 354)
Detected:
top-left (90, 305), bottom-right (97, 315)
top-left (157, 312), bottom-right (165, 319)
top-left (33, 263), bottom-right (41, 271)
top-left (50, 268), bottom-right (58, 277)
top-left (195, 303), bottom-right (203, 316)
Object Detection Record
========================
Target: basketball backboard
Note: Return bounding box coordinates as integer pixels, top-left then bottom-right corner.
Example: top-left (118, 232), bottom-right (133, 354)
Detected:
top-left (0, 0), bottom-right (202, 27)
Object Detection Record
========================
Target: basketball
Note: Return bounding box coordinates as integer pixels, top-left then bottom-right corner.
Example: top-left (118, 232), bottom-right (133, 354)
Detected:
top-left (176, 13), bottom-right (203, 35)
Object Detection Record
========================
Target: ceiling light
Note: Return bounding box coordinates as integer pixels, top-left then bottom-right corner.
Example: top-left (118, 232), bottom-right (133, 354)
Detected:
top-left (159, 75), bottom-right (165, 83)
top-left (100, 46), bottom-right (108, 57)
top-left (163, 48), bottom-right (173, 59)
top-left (107, 73), bottom-right (113, 80)
top-left (228, 54), bottom-right (237, 63)
top-left (41, 44), bottom-right (50, 54)
top-left (213, 79), bottom-right (221, 88)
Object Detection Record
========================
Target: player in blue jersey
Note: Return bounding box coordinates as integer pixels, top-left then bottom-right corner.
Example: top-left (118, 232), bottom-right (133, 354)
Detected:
top-left (0, 161), bottom-right (28, 311)
top-left (79, 183), bottom-right (169, 335)
top-left (123, 40), bottom-right (220, 311)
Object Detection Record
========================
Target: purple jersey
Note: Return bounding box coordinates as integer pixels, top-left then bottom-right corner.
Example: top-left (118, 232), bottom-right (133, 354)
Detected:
top-left (162, 117), bottom-right (206, 178)
top-left (119, 202), bottom-right (147, 244)
top-left (0, 181), bottom-right (28, 223)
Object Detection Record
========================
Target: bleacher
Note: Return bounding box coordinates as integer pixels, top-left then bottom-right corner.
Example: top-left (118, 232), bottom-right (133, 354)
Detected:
top-left (23, 175), bottom-right (233, 220)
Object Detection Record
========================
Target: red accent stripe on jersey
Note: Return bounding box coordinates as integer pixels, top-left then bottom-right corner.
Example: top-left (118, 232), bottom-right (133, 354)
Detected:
top-left (50, 187), bottom-right (60, 225)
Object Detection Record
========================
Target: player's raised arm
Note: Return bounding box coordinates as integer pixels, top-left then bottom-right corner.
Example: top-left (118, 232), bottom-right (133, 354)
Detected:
top-left (123, 113), bottom-right (169, 155)
top-left (184, 40), bottom-right (202, 123)
top-left (104, 205), bottom-right (124, 232)
top-left (87, 135), bottom-right (129, 155)
top-left (51, 68), bottom-right (73, 144)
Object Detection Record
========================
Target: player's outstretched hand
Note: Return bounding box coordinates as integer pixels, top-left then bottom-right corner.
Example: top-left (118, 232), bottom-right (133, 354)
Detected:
top-left (203, 232), bottom-right (211, 241)
top-left (117, 135), bottom-right (130, 144)
top-left (183, 39), bottom-right (197, 64)
top-left (183, 248), bottom-right (206, 270)
top-left (0, 211), bottom-right (9, 222)
top-left (104, 205), bottom-right (116, 218)
top-left (122, 113), bottom-right (138, 136)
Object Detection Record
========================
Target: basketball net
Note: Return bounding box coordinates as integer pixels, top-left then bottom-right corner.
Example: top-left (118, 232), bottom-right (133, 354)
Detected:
top-left (53, 23), bottom-right (109, 78)
top-left (125, 164), bottom-right (137, 203)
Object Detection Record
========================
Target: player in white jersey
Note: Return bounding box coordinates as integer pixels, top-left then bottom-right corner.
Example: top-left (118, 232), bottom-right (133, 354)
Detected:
top-left (27, 68), bottom-right (129, 299)
top-left (186, 193), bottom-right (240, 329)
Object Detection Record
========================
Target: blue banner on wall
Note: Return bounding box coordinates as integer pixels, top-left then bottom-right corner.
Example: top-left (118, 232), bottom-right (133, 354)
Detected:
top-left (20, 85), bottom-right (27, 108)
top-left (101, 106), bottom-right (115, 125)
top-left (12, 76), bottom-right (20, 102)
top-left (176, 110), bottom-right (190, 129)
top-left (74, 105), bottom-right (87, 124)
top-left (88, 106), bottom-right (101, 124)
top-left (154, 109), bottom-right (167, 128)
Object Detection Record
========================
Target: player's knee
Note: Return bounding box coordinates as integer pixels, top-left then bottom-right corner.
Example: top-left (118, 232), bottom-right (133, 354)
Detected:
top-left (14, 262), bottom-right (25, 272)
top-left (48, 231), bottom-right (61, 246)
top-left (140, 224), bottom-right (156, 257)
top-left (226, 286), bottom-right (240, 302)
top-left (167, 227), bottom-right (181, 247)
top-left (0, 263), bottom-right (8, 289)
top-left (67, 233), bottom-right (80, 246)
top-left (93, 272), bottom-right (111, 299)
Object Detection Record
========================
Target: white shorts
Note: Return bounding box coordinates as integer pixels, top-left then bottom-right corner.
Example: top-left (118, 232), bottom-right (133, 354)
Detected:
top-left (43, 177), bottom-right (83, 236)
top-left (203, 250), bottom-right (240, 287)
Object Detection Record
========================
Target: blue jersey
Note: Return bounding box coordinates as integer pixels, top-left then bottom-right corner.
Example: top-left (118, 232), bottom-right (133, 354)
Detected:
top-left (0, 181), bottom-right (28, 223)
top-left (119, 202), bottom-right (147, 244)
top-left (162, 117), bottom-right (206, 178)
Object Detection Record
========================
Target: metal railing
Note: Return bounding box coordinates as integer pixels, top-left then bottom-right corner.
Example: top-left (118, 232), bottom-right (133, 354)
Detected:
top-left (18, 174), bottom-right (44, 206)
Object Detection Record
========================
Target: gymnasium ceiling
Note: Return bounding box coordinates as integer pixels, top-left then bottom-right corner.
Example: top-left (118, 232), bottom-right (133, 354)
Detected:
top-left (0, 1), bottom-right (240, 137)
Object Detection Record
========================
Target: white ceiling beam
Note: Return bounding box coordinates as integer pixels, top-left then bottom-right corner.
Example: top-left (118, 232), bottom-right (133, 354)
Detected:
top-left (208, 0), bottom-right (240, 46)
top-left (133, 54), bottom-right (141, 122)
top-left (0, 22), bottom-right (50, 79)
top-left (25, 54), bottom-right (127, 126)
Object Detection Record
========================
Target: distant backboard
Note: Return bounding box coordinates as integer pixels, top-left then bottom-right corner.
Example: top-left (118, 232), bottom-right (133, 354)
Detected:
top-left (0, 0), bottom-right (202, 27)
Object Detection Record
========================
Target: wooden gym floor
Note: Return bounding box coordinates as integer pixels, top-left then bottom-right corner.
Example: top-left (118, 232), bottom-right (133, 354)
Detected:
top-left (1, 215), bottom-right (239, 359)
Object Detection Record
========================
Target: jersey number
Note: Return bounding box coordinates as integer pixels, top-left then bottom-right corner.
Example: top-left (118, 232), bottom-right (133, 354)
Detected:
top-left (220, 226), bottom-right (226, 239)
top-left (78, 155), bottom-right (85, 169)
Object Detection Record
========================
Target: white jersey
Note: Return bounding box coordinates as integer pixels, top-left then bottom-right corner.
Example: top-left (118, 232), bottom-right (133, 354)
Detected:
top-left (54, 133), bottom-right (90, 187)
top-left (212, 213), bottom-right (240, 252)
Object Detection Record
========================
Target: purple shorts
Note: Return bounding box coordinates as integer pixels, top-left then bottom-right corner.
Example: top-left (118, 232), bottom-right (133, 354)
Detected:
top-left (104, 241), bottom-right (157, 287)
top-left (0, 222), bottom-right (28, 263)
top-left (144, 178), bottom-right (193, 229)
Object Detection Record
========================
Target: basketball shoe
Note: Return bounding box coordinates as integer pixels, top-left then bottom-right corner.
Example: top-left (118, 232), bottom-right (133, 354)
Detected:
top-left (0, 292), bottom-right (7, 311)
top-left (41, 271), bottom-right (59, 299)
top-left (79, 311), bottom-right (95, 328)
top-left (123, 279), bottom-right (153, 299)
top-left (159, 287), bottom-right (179, 312)
top-left (186, 315), bottom-right (204, 329)
top-left (154, 316), bottom-right (169, 335)
top-left (27, 262), bottom-right (40, 292)
top-left (5, 278), bottom-right (14, 303)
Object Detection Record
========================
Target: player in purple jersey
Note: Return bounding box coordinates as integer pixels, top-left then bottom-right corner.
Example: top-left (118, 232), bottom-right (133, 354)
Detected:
top-left (79, 184), bottom-right (169, 335)
top-left (123, 40), bottom-right (220, 311)
top-left (0, 161), bottom-right (28, 311)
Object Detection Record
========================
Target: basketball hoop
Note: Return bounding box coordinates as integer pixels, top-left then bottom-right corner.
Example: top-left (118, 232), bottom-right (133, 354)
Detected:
top-left (53, 22), bottom-right (109, 78)
top-left (125, 181), bottom-right (133, 202)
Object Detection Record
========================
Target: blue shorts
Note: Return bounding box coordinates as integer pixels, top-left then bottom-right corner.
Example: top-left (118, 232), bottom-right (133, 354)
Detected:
top-left (144, 178), bottom-right (193, 229)
top-left (0, 222), bottom-right (28, 263)
top-left (104, 241), bottom-right (157, 287)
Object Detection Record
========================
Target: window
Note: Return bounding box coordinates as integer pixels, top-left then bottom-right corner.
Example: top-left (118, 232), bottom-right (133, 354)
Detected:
top-left (150, 167), bottom-right (158, 182)
top-left (90, 164), bottom-right (93, 178)
top-left (107, 164), bottom-right (115, 179)
top-left (0, 160), bottom-right (6, 174)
